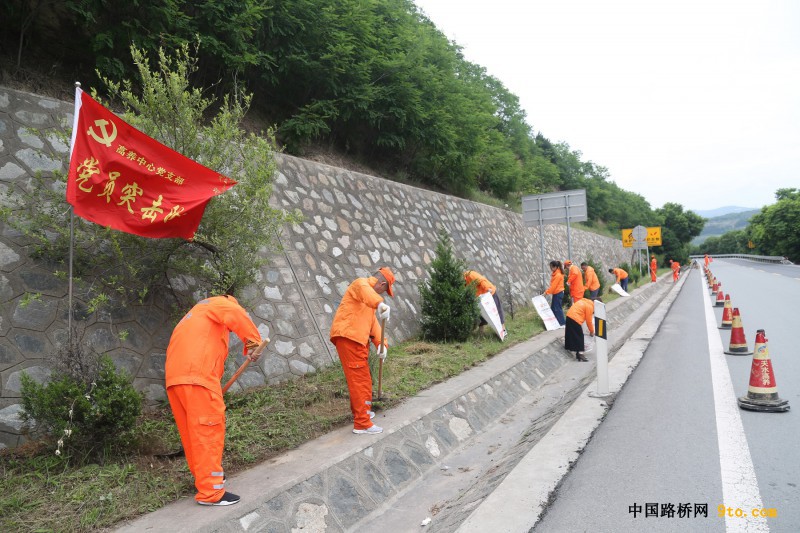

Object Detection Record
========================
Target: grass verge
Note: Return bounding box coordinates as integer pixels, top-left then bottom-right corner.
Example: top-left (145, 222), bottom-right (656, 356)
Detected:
top-left (0, 308), bottom-right (543, 532)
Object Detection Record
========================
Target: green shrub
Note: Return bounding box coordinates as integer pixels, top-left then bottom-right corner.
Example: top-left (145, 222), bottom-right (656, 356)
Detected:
top-left (619, 262), bottom-right (641, 286)
top-left (419, 229), bottom-right (480, 342)
top-left (20, 354), bottom-right (142, 462)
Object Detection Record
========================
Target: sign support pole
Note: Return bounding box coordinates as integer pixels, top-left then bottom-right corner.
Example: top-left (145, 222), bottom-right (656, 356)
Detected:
top-left (538, 198), bottom-right (547, 291)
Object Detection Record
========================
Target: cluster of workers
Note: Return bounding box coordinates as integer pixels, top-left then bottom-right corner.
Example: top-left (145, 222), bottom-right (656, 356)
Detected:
top-left (164, 253), bottom-right (686, 506)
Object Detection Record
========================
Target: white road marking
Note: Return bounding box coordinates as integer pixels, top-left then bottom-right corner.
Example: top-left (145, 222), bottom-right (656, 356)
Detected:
top-left (701, 281), bottom-right (768, 532)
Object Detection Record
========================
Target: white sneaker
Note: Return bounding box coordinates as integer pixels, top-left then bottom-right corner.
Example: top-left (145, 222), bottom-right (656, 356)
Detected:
top-left (368, 410), bottom-right (375, 419)
top-left (353, 425), bottom-right (383, 435)
top-left (559, 325), bottom-right (566, 329)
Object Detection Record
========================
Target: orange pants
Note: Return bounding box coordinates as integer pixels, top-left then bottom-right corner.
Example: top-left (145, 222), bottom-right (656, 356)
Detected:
top-left (650, 271), bottom-right (657, 282)
top-left (333, 337), bottom-right (373, 430)
top-left (167, 384), bottom-right (226, 503)
top-left (672, 270), bottom-right (679, 282)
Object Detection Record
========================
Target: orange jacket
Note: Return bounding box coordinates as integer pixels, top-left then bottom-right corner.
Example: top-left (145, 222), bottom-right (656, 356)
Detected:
top-left (566, 298), bottom-right (595, 334)
top-left (544, 269), bottom-right (564, 295)
top-left (611, 268), bottom-right (628, 283)
top-left (165, 296), bottom-right (261, 394)
top-left (464, 270), bottom-right (496, 296)
top-left (650, 258), bottom-right (657, 272)
top-left (583, 266), bottom-right (600, 291)
top-left (566, 264), bottom-right (585, 300)
top-left (330, 276), bottom-right (385, 347)
top-left (671, 261), bottom-right (681, 272)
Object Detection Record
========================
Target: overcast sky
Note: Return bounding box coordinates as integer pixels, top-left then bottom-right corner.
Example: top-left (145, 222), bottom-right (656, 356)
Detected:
top-left (413, 0), bottom-right (800, 212)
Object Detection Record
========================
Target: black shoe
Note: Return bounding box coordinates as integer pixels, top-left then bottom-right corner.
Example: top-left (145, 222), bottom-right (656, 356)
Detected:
top-left (198, 491), bottom-right (240, 506)
top-left (577, 353), bottom-right (588, 362)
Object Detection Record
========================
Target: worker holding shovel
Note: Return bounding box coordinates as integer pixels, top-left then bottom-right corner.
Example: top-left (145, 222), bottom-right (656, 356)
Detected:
top-left (165, 294), bottom-right (264, 507)
top-left (330, 267), bottom-right (395, 435)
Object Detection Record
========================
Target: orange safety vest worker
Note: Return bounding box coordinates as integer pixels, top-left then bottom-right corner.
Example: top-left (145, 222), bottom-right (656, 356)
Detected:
top-left (650, 256), bottom-right (658, 282)
top-left (566, 298), bottom-right (595, 335)
top-left (330, 267), bottom-right (394, 434)
top-left (704, 254), bottom-right (712, 267)
top-left (464, 270), bottom-right (496, 295)
top-left (465, 269), bottom-right (506, 332)
top-left (565, 298), bottom-right (595, 362)
top-left (544, 268), bottom-right (565, 295)
top-left (564, 261), bottom-right (585, 302)
top-left (165, 295), bottom-right (261, 506)
top-left (671, 260), bottom-right (681, 281)
top-left (582, 265), bottom-right (600, 292)
top-left (610, 268), bottom-right (628, 283)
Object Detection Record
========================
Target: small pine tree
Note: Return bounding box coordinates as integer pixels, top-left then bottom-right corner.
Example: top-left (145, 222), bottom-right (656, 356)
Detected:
top-left (419, 229), bottom-right (480, 342)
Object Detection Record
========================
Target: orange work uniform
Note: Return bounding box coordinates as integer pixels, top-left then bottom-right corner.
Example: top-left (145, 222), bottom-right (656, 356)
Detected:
top-left (610, 268), bottom-right (628, 283)
top-left (650, 257), bottom-right (657, 282)
top-left (464, 270), bottom-right (496, 295)
top-left (565, 263), bottom-right (585, 301)
top-left (330, 277), bottom-right (386, 430)
top-left (165, 295), bottom-right (261, 504)
top-left (566, 298), bottom-right (595, 335)
top-left (672, 261), bottom-right (681, 281)
top-left (544, 269), bottom-right (564, 295)
top-left (583, 266), bottom-right (600, 292)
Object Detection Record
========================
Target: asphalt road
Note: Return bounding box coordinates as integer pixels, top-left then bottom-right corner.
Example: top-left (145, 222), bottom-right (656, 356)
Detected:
top-left (534, 260), bottom-right (800, 533)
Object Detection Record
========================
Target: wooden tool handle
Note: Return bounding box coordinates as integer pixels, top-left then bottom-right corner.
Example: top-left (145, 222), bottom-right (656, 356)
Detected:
top-left (222, 337), bottom-right (270, 393)
top-left (377, 318), bottom-right (386, 399)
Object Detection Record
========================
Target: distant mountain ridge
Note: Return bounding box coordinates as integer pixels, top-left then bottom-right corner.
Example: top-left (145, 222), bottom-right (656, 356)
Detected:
top-left (694, 206), bottom-right (757, 218)
top-left (692, 209), bottom-right (760, 245)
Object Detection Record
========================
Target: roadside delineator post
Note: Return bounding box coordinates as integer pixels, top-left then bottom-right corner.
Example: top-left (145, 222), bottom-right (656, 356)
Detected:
top-left (738, 329), bottom-right (790, 412)
top-left (588, 300), bottom-right (612, 398)
top-left (718, 294), bottom-right (733, 329)
top-left (724, 308), bottom-right (753, 355)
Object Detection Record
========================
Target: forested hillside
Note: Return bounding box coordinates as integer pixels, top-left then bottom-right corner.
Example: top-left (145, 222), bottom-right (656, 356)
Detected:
top-left (1, 0), bottom-right (703, 258)
top-left (692, 210), bottom-right (758, 245)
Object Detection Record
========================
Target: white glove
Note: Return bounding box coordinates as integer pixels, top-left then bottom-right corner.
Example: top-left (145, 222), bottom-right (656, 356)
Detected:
top-left (377, 344), bottom-right (387, 360)
top-left (378, 303), bottom-right (391, 322)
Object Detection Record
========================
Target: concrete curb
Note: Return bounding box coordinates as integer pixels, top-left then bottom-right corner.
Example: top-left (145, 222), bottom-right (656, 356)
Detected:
top-left (115, 278), bottom-right (676, 533)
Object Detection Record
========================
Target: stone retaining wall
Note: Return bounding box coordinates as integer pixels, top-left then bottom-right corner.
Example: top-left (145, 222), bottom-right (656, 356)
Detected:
top-left (0, 86), bottom-right (628, 448)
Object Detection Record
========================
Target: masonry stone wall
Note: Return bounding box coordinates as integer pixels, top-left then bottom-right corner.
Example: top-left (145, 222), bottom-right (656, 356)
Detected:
top-left (0, 86), bottom-right (628, 448)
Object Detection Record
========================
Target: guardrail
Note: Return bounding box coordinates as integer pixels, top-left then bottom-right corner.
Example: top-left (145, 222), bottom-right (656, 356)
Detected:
top-left (689, 254), bottom-right (794, 265)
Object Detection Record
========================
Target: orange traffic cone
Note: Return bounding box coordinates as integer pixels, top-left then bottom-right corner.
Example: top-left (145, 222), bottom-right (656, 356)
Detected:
top-left (711, 280), bottom-right (719, 296)
top-left (738, 330), bottom-right (790, 412)
top-left (724, 308), bottom-right (753, 355)
top-left (714, 289), bottom-right (725, 307)
top-left (718, 294), bottom-right (733, 329)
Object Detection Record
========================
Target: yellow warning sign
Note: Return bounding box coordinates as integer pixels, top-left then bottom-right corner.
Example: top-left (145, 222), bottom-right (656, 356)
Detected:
top-left (622, 227), bottom-right (662, 247)
top-left (646, 227), bottom-right (662, 246)
top-left (621, 229), bottom-right (634, 248)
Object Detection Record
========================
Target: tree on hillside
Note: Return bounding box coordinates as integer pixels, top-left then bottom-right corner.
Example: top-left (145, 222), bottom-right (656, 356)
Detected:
top-left (747, 188), bottom-right (800, 262)
top-left (418, 229), bottom-right (480, 342)
top-left (692, 230), bottom-right (749, 255)
top-left (655, 202), bottom-right (705, 264)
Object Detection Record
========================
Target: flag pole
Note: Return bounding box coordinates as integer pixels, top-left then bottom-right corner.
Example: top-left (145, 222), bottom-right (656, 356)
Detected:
top-left (68, 209), bottom-right (74, 343)
top-left (67, 81), bottom-right (81, 345)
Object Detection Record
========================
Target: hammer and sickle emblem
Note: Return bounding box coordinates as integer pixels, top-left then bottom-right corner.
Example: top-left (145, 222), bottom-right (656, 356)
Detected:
top-left (87, 119), bottom-right (118, 147)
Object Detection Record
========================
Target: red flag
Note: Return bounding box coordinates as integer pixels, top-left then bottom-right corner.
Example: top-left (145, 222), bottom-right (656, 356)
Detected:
top-left (66, 87), bottom-right (236, 239)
